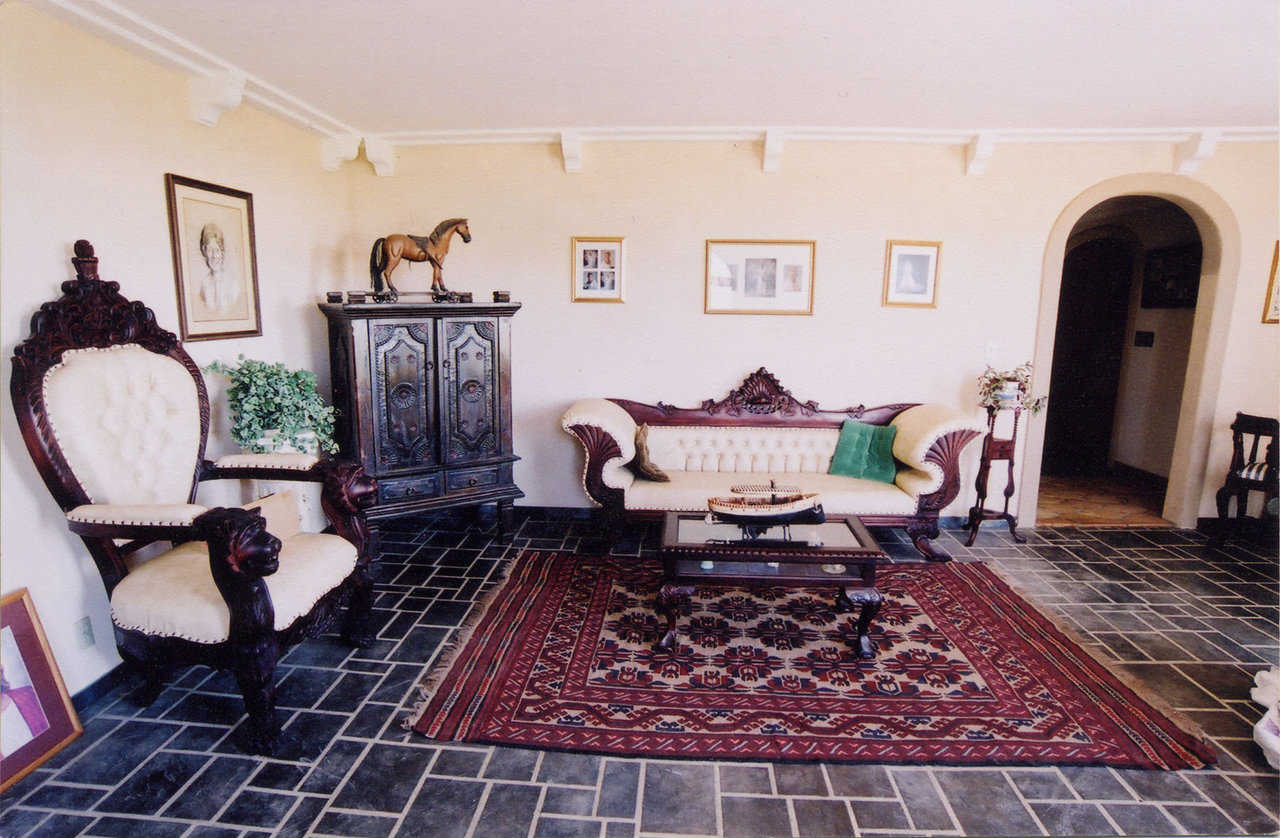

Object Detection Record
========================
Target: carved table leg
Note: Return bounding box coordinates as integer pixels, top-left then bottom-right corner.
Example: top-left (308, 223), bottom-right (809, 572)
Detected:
top-left (907, 521), bottom-right (952, 562)
top-left (836, 586), bottom-right (884, 659)
top-left (655, 583), bottom-right (694, 652)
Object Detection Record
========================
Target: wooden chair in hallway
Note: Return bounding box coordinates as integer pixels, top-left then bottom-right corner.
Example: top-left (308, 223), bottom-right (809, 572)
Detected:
top-left (1212, 412), bottom-right (1278, 545)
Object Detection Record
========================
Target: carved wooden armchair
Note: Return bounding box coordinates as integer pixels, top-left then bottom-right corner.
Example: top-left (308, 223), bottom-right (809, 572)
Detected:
top-left (10, 241), bottom-right (376, 754)
top-left (1212, 412), bottom-right (1278, 545)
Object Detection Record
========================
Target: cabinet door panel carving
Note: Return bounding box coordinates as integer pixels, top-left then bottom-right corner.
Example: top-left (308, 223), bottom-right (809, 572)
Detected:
top-left (442, 319), bottom-right (498, 464)
top-left (371, 322), bottom-right (435, 470)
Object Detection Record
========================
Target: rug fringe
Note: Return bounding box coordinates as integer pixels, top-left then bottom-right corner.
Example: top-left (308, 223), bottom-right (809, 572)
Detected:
top-left (985, 564), bottom-right (1213, 749)
top-left (401, 555), bottom-right (521, 730)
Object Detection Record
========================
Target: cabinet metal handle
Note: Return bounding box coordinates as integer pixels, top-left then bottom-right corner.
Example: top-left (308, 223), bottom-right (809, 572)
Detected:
top-left (467, 477), bottom-right (478, 487)
top-left (404, 487), bottom-right (418, 496)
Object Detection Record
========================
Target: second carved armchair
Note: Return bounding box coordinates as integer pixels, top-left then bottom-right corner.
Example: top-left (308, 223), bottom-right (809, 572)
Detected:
top-left (10, 240), bottom-right (376, 754)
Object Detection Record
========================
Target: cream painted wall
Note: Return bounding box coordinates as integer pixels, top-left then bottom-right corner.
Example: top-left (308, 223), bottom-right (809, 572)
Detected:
top-left (3, 3), bottom-right (1277, 697)
top-left (342, 141), bottom-right (1277, 520)
top-left (1, 5), bottom-right (349, 692)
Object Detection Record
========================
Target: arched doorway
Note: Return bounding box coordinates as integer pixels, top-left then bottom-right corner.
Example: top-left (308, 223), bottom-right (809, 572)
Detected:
top-left (1040, 199), bottom-right (1203, 525)
top-left (1021, 174), bottom-right (1242, 529)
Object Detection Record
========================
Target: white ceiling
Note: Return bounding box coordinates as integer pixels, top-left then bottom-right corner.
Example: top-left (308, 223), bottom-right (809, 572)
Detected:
top-left (46, 0), bottom-right (1278, 139)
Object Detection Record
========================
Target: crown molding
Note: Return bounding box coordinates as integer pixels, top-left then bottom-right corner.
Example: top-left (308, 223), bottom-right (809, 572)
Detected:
top-left (36, 0), bottom-right (1278, 178)
top-left (33, 0), bottom-right (362, 138)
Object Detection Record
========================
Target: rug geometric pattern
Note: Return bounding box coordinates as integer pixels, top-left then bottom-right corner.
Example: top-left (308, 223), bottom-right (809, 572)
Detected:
top-left (414, 553), bottom-right (1216, 769)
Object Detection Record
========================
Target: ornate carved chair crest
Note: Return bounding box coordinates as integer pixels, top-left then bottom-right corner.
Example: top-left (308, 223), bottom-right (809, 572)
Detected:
top-left (10, 241), bottom-right (376, 754)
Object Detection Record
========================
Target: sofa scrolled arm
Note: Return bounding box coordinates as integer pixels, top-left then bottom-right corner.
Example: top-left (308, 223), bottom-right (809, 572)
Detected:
top-left (561, 398), bottom-right (638, 507)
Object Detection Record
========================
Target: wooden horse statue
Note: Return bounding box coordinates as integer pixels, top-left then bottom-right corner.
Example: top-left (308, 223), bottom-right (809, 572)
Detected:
top-left (368, 218), bottom-right (471, 301)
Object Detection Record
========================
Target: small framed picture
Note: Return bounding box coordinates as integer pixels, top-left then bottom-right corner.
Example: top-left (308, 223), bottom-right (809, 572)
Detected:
top-left (705, 239), bottom-right (815, 315)
top-left (571, 237), bottom-right (625, 302)
top-left (882, 240), bottom-right (941, 308)
top-left (165, 174), bottom-right (263, 341)
top-left (1263, 241), bottom-right (1279, 324)
top-left (1, 589), bottom-right (81, 793)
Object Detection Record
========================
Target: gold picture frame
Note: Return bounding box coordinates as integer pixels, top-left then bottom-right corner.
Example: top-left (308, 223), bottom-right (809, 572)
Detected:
top-left (882, 240), bottom-right (941, 308)
top-left (1, 589), bottom-right (81, 793)
top-left (704, 239), bottom-right (815, 315)
top-left (164, 173), bottom-right (263, 341)
top-left (571, 237), bottom-right (625, 303)
top-left (1263, 241), bottom-right (1279, 324)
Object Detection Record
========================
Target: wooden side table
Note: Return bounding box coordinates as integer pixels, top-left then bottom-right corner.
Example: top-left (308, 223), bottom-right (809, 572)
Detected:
top-left (965, 404), bottom-right (1027, 545)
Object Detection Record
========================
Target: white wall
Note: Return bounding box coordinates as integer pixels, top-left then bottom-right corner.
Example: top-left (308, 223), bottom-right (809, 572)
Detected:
top-left (3, 3), bottom-right (1277, 695)
top-left (1, 4), bottom-right (348, 693)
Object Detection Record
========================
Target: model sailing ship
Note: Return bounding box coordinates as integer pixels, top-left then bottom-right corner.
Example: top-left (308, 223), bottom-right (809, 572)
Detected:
top-left (707, 480), bottom-right (826, 539)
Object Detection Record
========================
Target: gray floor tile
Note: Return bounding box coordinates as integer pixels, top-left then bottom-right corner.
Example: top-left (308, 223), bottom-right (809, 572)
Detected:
top-left (1007, 769), bottom-right (1072, 800)
top-left (1164, 803), bottom-right (1244, 835)
top-left (773, 763), bottom-right (827, 796)
top-left (721, 796), bottom-right (790, 838)
top-left (1103, 802), bottom-right (1180, 836)
top-left (934, 770), bottom-right (1041, 836)
top-left (825, 764), bottom-right (893, 798)
top-left (793, 798), bottom-right (854, 837)
top-left (641, 763), bottom-right (717, 835)
top-left (1030, 802), bottom-right (1117, 836)
top-left (473, 783), bottom-right (542, 838)
top-left (719, 765), bottom-right (773, 795)
top-left (889, 768), bottom-right (954, 832)
top-left (849, 798), bottom-right (911, 830)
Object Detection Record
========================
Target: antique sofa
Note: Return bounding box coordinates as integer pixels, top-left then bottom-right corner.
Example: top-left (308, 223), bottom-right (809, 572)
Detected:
top-left (561, 368), bottom-right (985, 561)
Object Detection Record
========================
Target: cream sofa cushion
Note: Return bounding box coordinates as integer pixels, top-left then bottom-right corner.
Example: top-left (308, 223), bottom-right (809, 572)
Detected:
top-left (644, 426), bottom-right (840, 474)
top-left (110, 532), bottom-right (357, 643)
top-left (43, 345), bottom-right (201, 505)
top-left (624, 470), bottom-right (917, 515)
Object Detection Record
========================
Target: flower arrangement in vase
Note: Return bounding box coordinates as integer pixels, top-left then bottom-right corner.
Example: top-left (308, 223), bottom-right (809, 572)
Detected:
top-left (977, 362), bottom-right (1047, 415)
top-left (205, 356), bottom-right (339, 454)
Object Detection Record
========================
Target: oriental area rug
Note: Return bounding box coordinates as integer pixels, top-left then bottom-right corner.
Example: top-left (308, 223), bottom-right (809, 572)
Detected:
top-left (410, 552), bottom-right (1215, 769)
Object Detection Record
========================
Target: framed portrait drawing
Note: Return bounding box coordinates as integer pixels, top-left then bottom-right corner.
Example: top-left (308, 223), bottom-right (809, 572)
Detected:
top-left (705, 239), bottom-right (815, 315)
top-left (1263, 241), bottom-right (1279, 324)
top-left (571, 237), bottom-right (625, 303)
top-left (164, 174), bottom-right (262, 341)
top-left (1, 589), bottom-right (81, 792)
top-left (882, 240), bottom-right (940, 308)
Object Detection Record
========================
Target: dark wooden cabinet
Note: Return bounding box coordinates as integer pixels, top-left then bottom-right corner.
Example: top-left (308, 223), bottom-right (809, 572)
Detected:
top-left (320, 301), bottom-right (522, 538)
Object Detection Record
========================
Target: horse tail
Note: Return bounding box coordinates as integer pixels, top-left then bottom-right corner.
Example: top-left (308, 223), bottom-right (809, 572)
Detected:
top-left (369, 237), bottom-right (387, 292)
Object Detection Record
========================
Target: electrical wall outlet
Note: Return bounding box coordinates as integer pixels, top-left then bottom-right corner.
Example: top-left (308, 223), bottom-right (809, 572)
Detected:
top-left (74, 616), bottom-right (95, 649)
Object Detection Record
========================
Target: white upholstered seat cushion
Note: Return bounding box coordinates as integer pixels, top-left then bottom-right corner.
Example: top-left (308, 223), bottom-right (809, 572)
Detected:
top-left (110, 533), bottom-right (357, 643)
top-left (624, 470), bottom-right (917, 515)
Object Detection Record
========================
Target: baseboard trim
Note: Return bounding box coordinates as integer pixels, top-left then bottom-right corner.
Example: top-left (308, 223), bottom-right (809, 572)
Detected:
top-left (71, 664), bottom-right (127, 714)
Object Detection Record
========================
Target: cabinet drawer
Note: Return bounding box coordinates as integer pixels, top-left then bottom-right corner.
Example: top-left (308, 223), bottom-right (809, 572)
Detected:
top-left (378, 474), bottom-right (440, 504)
top-left (446, 465), bottom-right (501, 493)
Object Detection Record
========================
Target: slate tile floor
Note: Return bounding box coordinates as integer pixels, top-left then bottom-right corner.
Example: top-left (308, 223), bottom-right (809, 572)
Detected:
top-left (2, 509), bottom-right (1277, 837)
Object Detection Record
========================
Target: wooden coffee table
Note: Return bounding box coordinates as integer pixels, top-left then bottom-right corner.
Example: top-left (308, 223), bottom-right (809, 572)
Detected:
top-left (656, 511), bottom-right (889, 658)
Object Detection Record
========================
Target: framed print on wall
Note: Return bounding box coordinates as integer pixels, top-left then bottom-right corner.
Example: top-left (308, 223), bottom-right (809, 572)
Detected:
top-left (1263, 241), bottom-right (1279, 324)
top-left (882, 240), bottom-right (941, 308)
top-left (571, 237), bottom-right (625, 302)
top-left (705, 239), bottom-right (815, 315)
top-left (1, 589), bottom-right (81, 793)
top-left (165, 173), bottom-right (262, 341)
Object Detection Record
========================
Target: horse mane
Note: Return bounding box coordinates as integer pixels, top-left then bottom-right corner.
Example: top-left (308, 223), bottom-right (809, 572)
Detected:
top-left (429, 217), bottom-right (467, 244)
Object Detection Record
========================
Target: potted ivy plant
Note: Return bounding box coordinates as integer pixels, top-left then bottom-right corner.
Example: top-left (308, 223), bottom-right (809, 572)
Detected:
top-left (977, 362), bottom-right (1047, 415)
top-left (205, 356), bottom-right (339, 454)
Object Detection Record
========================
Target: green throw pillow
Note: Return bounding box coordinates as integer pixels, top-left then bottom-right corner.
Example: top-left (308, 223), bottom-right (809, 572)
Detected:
top-left (828, 420), bottom-right (898, 483)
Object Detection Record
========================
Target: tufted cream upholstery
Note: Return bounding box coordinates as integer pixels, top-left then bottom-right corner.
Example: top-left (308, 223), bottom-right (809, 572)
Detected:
top-left (644, 426), bottom-right (839, 474)
top-left (110, 532), bottom-right (357, 643)
top-left (625, 470), bottom-right (917, 514)
top-left (43, 345), bottom-right (201, 505)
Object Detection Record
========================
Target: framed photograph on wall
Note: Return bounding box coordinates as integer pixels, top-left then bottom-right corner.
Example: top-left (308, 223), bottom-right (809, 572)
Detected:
top-left (571, 237), bottom-right (625, 303)
top-left (704, 239), bottom-right (815, 315)
top-left (1, 589), bottom-right (81, 793)
top-left (1263, 241), bottom-right (1278, 324)
top-left (882, 240), bottom-right (941, 308)
top-left (165, 173), bottom-right (262, 341)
